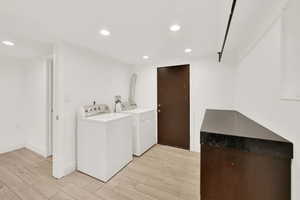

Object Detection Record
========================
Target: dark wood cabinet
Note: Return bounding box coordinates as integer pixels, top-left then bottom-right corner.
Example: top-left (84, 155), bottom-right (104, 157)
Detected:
top-left (201, 144), bottom-right (291, 200)
top-left (200, 110), bottom-right (293, 200)
top-left (201, 145), bottom-right (241, 200)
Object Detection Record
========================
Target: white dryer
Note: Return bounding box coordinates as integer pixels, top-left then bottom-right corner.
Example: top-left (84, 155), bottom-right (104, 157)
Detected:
top-left (122, 108), bottom-right (157, 156)
top-left (77, 104), bottom-right (133, 182)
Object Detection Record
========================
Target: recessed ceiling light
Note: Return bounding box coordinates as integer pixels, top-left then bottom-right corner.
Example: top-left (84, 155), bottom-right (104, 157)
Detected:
top-left (185, 48), bottom-right (192, 53)
top-left (170, 24), bottom-right (181, 32)
top-left (2, 40), bottom-right (15, 46)
top-left (99, 29), bottom-right (111, 36)
top-left (143, 56), bottom-right (149, 60)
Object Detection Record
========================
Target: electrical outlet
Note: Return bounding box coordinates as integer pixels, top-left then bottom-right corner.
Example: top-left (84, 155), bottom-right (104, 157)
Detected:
top-left (16, 124), bottom-right (21, 129)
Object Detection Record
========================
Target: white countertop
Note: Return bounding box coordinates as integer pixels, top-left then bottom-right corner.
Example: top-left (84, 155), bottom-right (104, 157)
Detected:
top-left (122, 108), bottom-right (155, 114)
top-left (86, 113), bottom-right (131, 122)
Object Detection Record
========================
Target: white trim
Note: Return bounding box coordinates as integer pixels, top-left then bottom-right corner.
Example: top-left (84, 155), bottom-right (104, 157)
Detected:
top-left (0, 144), bottom-right (24, 154)
top-left (25, 143), bottom-right (48, 158)
top-left (64, 162), bottom-right (76, 176)
top-left (46, 58), bottom-right (54, 157)
top-left (52, 45), bottom-right (69, 179)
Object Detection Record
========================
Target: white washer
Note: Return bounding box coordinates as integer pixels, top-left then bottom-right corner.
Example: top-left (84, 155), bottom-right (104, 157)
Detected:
top-left (122, 108), bottom-right (157, 156)
top-left (77, 104), bottom-right (133, 182)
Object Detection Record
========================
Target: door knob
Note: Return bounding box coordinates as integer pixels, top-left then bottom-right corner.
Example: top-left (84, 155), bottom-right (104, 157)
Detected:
top-left (158, 109), bottom-right (161, 113)
top-left (158, 104), bottom-right (161, 107)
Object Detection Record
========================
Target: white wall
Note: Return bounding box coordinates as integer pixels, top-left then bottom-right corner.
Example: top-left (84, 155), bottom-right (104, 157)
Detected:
top-left (281, 0), bottom-right (300, 100)
top-left (0, 57), bottom-right (49, 156)
top-left (235, 17), bottom-right (300, 200)
top-left (23, 59), bottom-right (48, 157)
top-left (0, 58), bottom-right (27, 153)
top-left (134, 58), bottom-right (236, 152)
top-left (55, 43), bottom-right (133, 175)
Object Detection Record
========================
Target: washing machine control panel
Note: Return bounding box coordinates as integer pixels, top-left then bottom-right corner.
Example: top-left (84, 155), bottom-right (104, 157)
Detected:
top-left (83, 104), bottom-right (110, 117)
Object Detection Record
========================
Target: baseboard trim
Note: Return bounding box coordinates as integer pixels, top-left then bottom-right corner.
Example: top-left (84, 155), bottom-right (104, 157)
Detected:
top-left (64, 162), bottom-right (76, 176)
top-left (0, 144), bottom-right (24, 154)
top-left (25, 144), bottom-right (47, 158)
top-left (52, 160), bottom-right (76, 179)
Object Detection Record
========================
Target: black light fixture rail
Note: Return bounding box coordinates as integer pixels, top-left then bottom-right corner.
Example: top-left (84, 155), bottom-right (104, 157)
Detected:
top-left (218, 0), bottom-right (237, 62)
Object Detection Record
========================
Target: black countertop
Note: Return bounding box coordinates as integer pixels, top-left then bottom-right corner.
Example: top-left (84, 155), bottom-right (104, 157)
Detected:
top-left (200, 110), bottom-right (293, 159)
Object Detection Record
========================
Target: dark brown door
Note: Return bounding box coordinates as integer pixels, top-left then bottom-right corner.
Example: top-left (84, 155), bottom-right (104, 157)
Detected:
top-left (157, 65), bottom-right (190, 150)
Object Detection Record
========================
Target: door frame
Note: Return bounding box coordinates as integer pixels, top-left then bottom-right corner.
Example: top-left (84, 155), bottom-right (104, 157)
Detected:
top-left (46, 57), bottom-right (54, 157)
top-left (51, 48), bottom-right (66, 179)
top-left (157, 64), bottom-right (190, 150)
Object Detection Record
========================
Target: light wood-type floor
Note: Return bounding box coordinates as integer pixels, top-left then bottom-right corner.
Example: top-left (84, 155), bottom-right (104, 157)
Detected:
top-left (0, 144), bottom-right (200, 200)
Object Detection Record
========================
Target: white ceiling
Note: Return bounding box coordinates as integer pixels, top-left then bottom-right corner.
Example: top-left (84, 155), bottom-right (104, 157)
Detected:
top-left (0, 34), bottom-right (51, 59)
top-left (0, 0), bottom-right (286, 64)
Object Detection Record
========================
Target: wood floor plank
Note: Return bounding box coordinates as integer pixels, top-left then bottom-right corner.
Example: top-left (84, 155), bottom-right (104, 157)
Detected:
top-left (50, 191), bottom-right (75, 200)
top-left (17, 148), bottom-right (45, 164)
top-left (95, 185), bottom-right (131, 200)
top-left (60, 183), bottom-right (102, 200)
top-left (143, 177), bottom-right (181, 196)
top-left (0, 182), bottom-right (21, 200)
top-left (31, 177), bottom-right (61, 199)
top-left (135, 183), bottom-right (181, 200)
top-left (118, 167), bottom-right (148, 184)
top-left (11, 186), bottom-right (48, 200)
top-left (83, 179), bottom-right (104, 194)
top-left (114, 184), bottom-right (158, 200)
top-left (3, 163), bottom-right (41, 185)
top-left (32, 160), bottom-right (53, 179)
top-left (0, 145), bottom-right (200, 200)
top-left (0, 166), bottom-right (26, 190)
top-left (9, 150), bottom-right (40, 168)
top-left (59, 172), bottom-right (95, 188)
